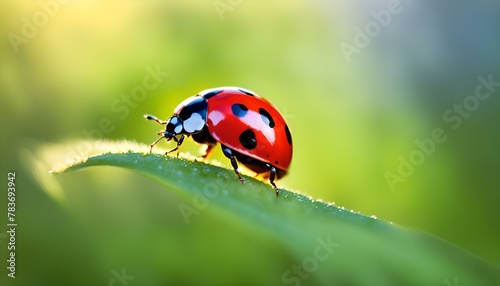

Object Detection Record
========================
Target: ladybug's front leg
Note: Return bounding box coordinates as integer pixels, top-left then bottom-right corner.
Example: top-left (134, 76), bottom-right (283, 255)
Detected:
top-left (166, 135), bottom-right (185, 157)
top-left (221, 145), bottom-right (244, 183)
top-left (149, 135), bottom-right (164, 153)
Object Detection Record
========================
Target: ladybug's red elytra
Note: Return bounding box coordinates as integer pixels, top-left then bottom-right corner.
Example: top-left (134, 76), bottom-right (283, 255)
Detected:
top-left (145, 86), bottom-right (293, 195)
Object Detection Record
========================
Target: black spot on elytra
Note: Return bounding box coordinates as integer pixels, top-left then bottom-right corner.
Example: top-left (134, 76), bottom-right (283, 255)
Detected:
top-left (259, 108), bottom-right (275, 128)
top-left (200, 89), bottom-right (223, 99)
top-left (238, 88), bottom-right (255, 96)
top-left (284, 125), bottom-right (292, 145)
top-left (231, 103), bottom-right (248, 117)
top-left (275, 160), bottom-right (279, 165)
top-left (239, 129), bottom-right (257, 150)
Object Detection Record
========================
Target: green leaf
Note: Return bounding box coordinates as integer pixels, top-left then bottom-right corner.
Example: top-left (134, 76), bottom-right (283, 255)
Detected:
top-left (52, 140), bottom-right (500, 286)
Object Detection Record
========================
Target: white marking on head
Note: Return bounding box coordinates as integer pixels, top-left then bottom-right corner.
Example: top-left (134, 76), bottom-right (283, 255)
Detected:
top-left (183, 113), bottom-right (205, 133)
top-left (174, 124), bottom-right (183, 134)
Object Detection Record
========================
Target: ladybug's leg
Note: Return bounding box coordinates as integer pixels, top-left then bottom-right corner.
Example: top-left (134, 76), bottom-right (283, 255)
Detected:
top-left (267, 164), bottom-right (279, 196)
top-left (166, 135), bottom-right (185, 156)
top-left (221, 145), bottom-right (244, 183)
top-left (149, 136), bottom-right (164, 153)
top-left (145, 114), bottom-right (168, 153)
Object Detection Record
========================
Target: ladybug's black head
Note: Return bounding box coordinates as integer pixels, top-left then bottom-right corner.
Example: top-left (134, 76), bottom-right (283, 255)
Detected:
top-left (162, 115), bottom-right (183, 139)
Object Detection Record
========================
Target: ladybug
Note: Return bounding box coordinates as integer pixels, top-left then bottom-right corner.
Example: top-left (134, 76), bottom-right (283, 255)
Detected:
top-left (144, 86), bottom-right (293, 195)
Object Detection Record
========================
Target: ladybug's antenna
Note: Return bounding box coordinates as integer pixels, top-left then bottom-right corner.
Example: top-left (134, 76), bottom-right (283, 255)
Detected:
top-left (144, 114), bottom-right (167, 125)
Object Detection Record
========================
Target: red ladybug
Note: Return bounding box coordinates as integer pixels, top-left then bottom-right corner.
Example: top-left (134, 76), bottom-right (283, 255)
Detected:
top-left (145, 86), bottom-right (293, 195)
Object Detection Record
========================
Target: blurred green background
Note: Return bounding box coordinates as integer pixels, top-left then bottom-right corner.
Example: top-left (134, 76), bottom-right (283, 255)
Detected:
top-left (1, 0), bottom-right (499, 285)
